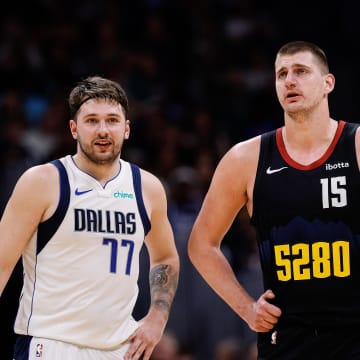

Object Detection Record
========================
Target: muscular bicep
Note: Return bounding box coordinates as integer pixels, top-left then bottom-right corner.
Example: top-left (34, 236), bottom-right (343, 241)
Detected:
top-left (0, 164), bottom-right (58, 270)
top-left (355, 126), bottom-right (360, 170)
top-left (194, 152), bottom-right (249, 245)
top-left (142, 171), bottom-right (179, 267)
top-left (190, 138), bottom-right (259, 248)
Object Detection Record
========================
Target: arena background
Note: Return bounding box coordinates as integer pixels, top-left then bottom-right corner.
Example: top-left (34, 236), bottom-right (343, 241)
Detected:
top-left (1, 1), bottom-right (359, 359)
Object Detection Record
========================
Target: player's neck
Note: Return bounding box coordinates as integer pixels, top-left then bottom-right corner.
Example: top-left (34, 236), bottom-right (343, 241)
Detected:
top-left (281, 117), bottom-right (338, 165)
top-left (72, 153), bottom-right (121, 185)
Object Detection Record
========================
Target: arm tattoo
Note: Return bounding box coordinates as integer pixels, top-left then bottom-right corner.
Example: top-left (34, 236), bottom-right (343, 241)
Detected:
top-left (149, 264), bottom-right (178, 316)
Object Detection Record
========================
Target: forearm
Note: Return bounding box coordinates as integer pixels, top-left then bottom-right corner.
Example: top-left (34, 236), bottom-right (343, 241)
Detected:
top-left (148, 263), bottom-right (179, 323)
top-left (189, 243), bottom-right (254, 321)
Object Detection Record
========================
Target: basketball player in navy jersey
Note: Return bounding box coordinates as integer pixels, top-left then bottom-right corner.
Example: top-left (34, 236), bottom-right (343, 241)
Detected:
top-left (188, 41), bottom-right (360, 359)
top-left (0, 76), bottom-right (179, 360)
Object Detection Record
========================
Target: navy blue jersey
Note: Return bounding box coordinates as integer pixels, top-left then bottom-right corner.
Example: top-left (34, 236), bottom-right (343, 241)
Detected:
top-left (251, 121), bottom-right (360, 328)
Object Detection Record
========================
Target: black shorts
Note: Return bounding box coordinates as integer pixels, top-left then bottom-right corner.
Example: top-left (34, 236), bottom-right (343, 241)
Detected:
top-left (257, 326), bottom-right (360, 360)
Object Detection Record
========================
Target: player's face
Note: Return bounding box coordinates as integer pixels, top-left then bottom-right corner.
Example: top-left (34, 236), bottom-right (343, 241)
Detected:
top-left (70, 98), bottom-right (130, 165)
top-left (275, 51), bottom-right (334, 117)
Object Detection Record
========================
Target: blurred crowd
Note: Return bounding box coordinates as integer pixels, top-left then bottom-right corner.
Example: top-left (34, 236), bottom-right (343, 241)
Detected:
top-left (1, 0), bottom-right (359, 359)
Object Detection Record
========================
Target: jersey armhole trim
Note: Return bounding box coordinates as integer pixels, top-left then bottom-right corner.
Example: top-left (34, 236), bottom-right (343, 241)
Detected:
top-left (130, 163), bottom-right (151, 235)
top-left (36, 160), bottom-right (71, 254)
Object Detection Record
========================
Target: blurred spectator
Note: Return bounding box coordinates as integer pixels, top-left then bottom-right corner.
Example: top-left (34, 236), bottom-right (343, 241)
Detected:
top-left (150, 330), bottom-right (195, 360)
top-left (0, 118), bottom-right (35, 213)
top-left (150, 330), bottom-right (180, 360)
top-left (214, 336), bottom-right (253, 360)
top-left (1, 1), bottom-right (357, 358)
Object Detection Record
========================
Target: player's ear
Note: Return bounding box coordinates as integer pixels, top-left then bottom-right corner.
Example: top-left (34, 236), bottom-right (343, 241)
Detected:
top-left (324, 73), bottom-right (335, 95)
top-left (69, 119), bottom-right (78, 139)
top-left (124, 120), bottom-right (130, 139)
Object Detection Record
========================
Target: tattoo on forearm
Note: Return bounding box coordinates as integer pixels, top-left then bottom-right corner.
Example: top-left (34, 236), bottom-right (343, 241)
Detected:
top-left (150, 264), bottom-right (178, 315)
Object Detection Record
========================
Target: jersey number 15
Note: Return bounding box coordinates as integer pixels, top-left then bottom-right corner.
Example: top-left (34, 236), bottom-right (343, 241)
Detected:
top-left (320, 176), bottom-right (347, 208)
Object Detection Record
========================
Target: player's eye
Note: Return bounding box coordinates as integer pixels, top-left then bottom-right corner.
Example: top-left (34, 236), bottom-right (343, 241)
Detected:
top-left (108, 117), bottom-right (121, 123)
top-left (295, 68), bottom-right (306, 75)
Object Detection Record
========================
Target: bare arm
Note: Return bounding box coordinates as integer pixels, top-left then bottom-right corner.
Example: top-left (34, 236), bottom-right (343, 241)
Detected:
top-left (188, 138), bottom-right (281, 332)
top-left (125, 170), bottom-right (179, 360)
top-left (0, 164), bottom-right (58, 296)
top-left (149, 263), bottom-right (178, 321)
top-left (144, 172), bottom-right (179, 322)
top-left (355, 126), bottom-right (360, 170)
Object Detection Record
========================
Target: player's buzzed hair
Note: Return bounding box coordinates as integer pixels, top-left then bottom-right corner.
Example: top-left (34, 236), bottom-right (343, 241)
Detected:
top-left (277, 40), bottom-right (329, 74)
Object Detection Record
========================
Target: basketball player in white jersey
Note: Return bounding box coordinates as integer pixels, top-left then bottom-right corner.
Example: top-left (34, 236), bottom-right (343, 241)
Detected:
top-left (0, 76), bottom-right (179, 360)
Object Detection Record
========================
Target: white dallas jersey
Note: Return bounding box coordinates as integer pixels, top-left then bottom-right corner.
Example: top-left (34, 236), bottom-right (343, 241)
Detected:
top-left (14, 155), bottom-right (151, 350)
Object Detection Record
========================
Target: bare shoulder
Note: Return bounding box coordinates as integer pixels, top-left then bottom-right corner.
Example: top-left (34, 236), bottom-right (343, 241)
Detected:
top-left (138, 168), bottom-right (167, 211)
top-left (0, 163), bottom-right (61, 259)
top-left (138, 168), bottom-right (166, 193)
top-left (12, 163), bottom-right (60, 221)
top-left (208, 135), bottom-right (261, 213)
top-left (17, 163), bottom-right (59, 193)
top-left (189, 135), bottom-right (262, 239)
top-left (355, 125), bottom-right (360, 167)
top-left (218, 135), bottom-right (261, 175)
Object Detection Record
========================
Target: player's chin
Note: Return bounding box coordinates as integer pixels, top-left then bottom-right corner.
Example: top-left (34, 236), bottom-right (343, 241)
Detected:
top-left (93, 152), bottom-right (118, 164)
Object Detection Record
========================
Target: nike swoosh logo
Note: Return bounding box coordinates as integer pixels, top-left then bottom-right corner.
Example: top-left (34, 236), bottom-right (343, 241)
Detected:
top-left (266, 166), bottom-right (288, 174)
top-left (75, 188), bottom-right (93, 196)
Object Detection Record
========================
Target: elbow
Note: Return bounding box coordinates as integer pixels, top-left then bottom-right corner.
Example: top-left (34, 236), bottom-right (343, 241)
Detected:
top-left (188, 228), bottom-right (222, 269)
top-left (163, 253), bottom-right (180, 273)
top-left (187, 231), bottom-right (203, 267)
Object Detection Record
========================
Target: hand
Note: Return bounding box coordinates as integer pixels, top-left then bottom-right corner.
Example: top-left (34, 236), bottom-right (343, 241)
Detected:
top-left (246, 289), bottom-right (282, 332)
top-left (124, 316), bottom-right (165, 360)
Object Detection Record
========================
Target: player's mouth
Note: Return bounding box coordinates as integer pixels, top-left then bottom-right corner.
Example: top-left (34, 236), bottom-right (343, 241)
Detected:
top-left (285, 91), bottom-right (301, 102)
top-left (94, 139), bottom-right (112, 150)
